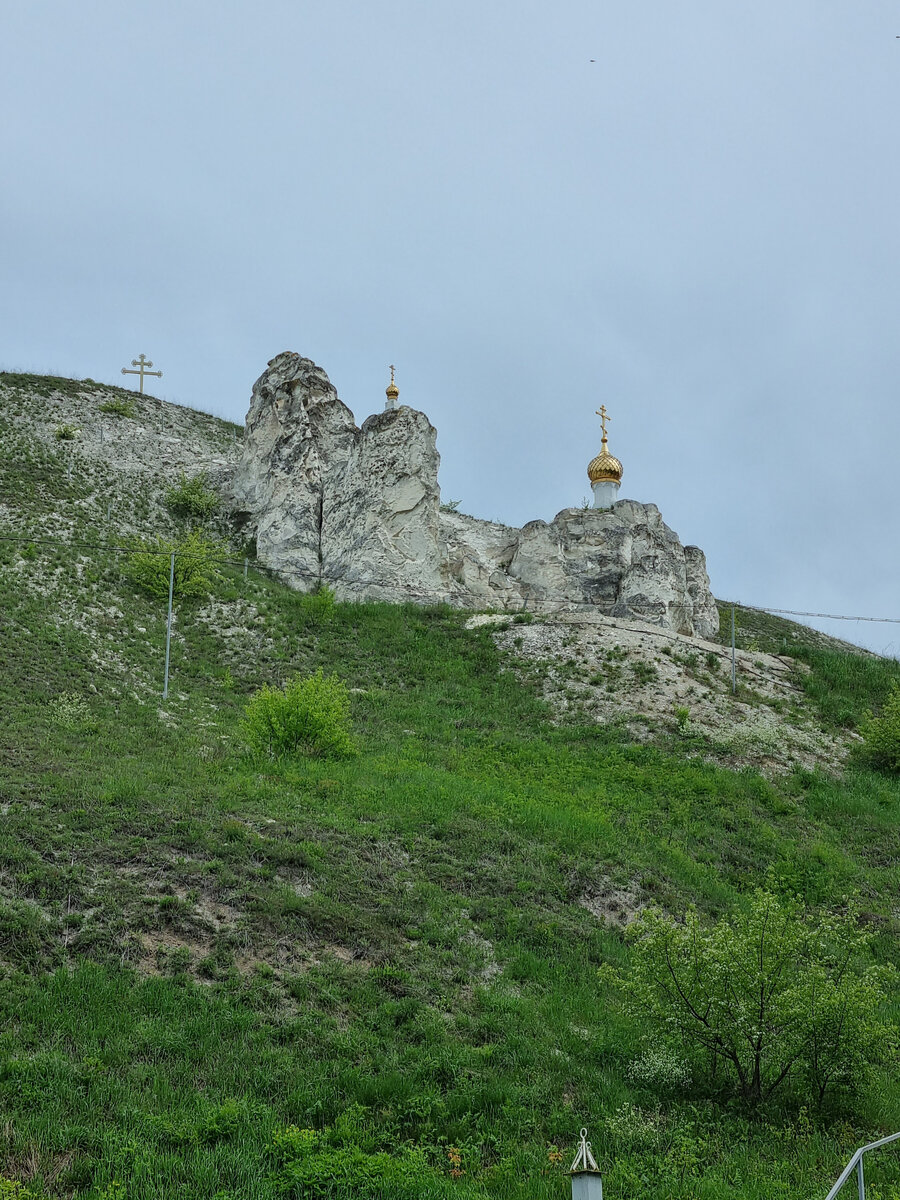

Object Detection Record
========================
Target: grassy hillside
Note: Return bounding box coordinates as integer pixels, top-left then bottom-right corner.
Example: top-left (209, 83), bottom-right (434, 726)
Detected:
top-left (1, 374), bottom-right (900, 1200)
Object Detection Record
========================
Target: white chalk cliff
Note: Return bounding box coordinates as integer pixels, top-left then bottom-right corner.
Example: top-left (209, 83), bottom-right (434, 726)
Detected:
top-left (228, 352), bottom-right (719, 638)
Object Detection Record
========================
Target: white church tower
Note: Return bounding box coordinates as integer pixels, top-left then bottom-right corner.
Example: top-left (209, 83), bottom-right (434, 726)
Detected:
top-left (385, 364), bottom-right (399, 411)
top-left (587, 404), bottom-right (623, 508)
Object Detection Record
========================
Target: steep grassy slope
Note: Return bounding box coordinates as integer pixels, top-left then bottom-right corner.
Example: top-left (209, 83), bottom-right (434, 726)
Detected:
top-left (1, 374), bottom-right (899, 1200)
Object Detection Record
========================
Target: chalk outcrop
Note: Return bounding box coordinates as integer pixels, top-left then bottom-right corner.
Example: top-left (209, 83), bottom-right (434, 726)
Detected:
top-left (229, 352), bottom-right (719, 637)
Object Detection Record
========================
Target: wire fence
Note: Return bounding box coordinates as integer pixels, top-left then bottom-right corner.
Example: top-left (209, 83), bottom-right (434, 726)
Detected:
top-left (1, 531), bottom-right (897, 699)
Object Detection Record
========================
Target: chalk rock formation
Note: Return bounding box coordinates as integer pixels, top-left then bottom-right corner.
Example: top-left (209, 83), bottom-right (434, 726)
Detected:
top-left (229, 352), bottom-right (719, 638)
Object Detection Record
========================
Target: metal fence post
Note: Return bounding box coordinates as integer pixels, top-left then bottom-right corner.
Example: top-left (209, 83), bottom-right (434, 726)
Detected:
top-left (857, 1157), bottom-right (865, 1200)
top-left (243, 556), bottom-right (248, 585)
top-left (162, 552), bottom-right (175, 700)
top-left (731, 605), bottom-right (736, 694)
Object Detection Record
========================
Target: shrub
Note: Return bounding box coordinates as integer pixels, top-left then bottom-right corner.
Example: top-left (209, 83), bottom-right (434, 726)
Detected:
top-left (300, 583), bottom-right (336, 625)
top-left (243, 669), bottom-right (354, 758)
top-left (165, 471), bottom-right (220, 521)
top-left (267, 1122), bottom-right (441, 1199)
top-left (98, 397), bottom-right (135, 418)
top-left (602, 889), bottom-right (895, 1108)
top-left (859, 682), bottom-right (900, 772)
top-left (54, 423), bottom-right (79, 441)
top-left (124, 530), bottom-right (223, 599)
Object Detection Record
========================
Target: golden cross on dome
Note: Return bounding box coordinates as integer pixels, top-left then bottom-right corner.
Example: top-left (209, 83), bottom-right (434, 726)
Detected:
top-left (596, 405), bottom-right (610, 441)
top-left (389, 364), bottom-right (396, 386)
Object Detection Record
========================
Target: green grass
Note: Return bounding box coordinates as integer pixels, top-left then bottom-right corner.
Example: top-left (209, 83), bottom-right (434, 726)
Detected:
top-left (0, 379), bottom-right (898, 1198)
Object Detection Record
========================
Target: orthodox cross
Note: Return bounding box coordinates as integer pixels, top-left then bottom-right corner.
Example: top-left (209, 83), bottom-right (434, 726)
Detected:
top-left (121, 354), bottom-right (162, 393)
top-left (595, 405), bottom-right (610, 441)
top-left (389, 364), bottom-right (396, 386)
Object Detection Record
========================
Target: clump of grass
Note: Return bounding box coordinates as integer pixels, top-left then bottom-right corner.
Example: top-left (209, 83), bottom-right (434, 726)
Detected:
top-left (54, 423), bottom-right (79, 441)
top-left (98, 397), bottom-right (135, 418)
top-left (795, 646), bottom-right (900, 730)
top-left (243, 668), bottom-right (355, 758)
top-left (632, 661), bottom-right (658, 685)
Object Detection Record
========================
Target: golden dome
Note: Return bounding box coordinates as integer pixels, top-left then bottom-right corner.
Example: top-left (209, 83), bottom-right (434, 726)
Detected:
top-left (385, 364), bottom-right (399, 403)
top-left (587, 405), bottom-right (623, 483)
top-left (588, 446), bottom-right (623, 483)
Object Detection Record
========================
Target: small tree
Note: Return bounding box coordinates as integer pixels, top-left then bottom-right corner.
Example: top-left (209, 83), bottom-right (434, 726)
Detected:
top-left (859, 682), bottom-right (900, 772)
top-left (603, 890), bottom-right (894, 1108)
top-left (243, 669), bottom-right (354, 758)
top-left (125, 530), bottom-right (223, 599)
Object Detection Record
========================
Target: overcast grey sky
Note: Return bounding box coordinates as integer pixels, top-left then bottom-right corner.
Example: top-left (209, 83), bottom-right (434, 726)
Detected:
top-left (3, 1), bottom-right (899, 652)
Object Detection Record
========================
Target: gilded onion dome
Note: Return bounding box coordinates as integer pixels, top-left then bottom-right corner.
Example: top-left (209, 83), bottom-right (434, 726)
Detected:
top-left (385, 364), bottom-right (399, 405)
top-left (587, 405), bottom-right (623, 483)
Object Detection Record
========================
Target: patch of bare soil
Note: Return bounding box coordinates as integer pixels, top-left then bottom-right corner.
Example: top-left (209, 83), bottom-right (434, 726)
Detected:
top-left (578, 877), bottom-right (644, 927)
top-left (475, 611), bottom-right (855, 777)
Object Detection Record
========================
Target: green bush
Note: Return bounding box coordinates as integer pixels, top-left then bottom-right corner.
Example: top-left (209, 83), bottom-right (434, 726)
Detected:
top-left (54, 423), bottom-right (79, 441)
top-left (859, 682), bottom-right (900, 772)
top-left (602, 889), bottom-right (895, 1108)
top-left (165, 471), bottom-right (220, 521)
top-left (267, 1123), bottom-right (443, 1199)
top-left (124, 530), bottom-right (223, 599)
top-left (98, 397), bottom-right (135, 418)
top-left (243, 669), bottom-right (354, 758)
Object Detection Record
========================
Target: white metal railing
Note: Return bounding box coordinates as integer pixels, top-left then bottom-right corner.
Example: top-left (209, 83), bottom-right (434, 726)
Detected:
top-left (825, 1132), bottom-right (900, 1200)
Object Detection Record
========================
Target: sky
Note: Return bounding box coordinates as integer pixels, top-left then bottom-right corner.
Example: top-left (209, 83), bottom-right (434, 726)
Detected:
top-left (3, 0), bottom-right (900, 653)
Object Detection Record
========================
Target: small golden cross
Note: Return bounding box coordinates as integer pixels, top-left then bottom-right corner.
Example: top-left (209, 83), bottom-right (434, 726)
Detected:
top-left (389, 364), bottom-right (396, 386)
top-left (595, 404), bottom-right (610, 440)
top-left (121, 353), bottom-right (162, 394)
